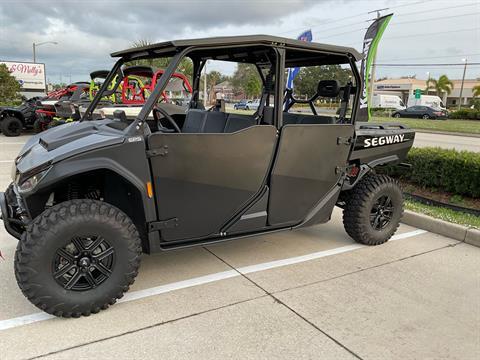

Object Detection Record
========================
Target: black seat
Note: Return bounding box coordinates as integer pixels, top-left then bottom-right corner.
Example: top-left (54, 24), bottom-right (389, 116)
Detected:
top-left (282, 112), bottom-right (335, 126)
top-left (224, 114), bottom-right (256, 133)
top-left (182, 109), bottom-right (256, 133)
top-left (182, 109), bottom-right (207, 133)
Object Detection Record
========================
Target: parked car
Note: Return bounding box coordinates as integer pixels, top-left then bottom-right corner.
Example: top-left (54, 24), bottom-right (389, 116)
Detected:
top-left (392, 106), bottom-right (447, 120)
top-left (234, 99), bottom-right (259, 110)
top-left (1, 16), bottom-right (413, 318)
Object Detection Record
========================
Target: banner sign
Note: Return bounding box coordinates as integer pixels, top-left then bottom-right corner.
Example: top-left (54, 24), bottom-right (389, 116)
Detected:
top-left (0, 61), bottom-right (46, 90)
top-left (285, 29), bottom-right (312, 109)
top-left (357, 14), bottom-right (393, 122)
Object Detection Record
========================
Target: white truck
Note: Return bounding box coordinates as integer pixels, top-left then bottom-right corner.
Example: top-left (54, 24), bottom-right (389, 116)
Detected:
top-left (407, 94), bottom-right (446, 110)
top-left (372, 94), bottom-right (406, 110)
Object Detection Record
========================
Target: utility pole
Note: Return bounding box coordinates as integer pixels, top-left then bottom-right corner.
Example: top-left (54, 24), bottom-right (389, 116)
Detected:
top-left (367, 8), bottom-right (389, 106)
top-left (32, 41), bottom-right (58, 63)
top-left (458, 58), bottom-right (467, 110)
top-left (203, 61), bottom-right (207, 107)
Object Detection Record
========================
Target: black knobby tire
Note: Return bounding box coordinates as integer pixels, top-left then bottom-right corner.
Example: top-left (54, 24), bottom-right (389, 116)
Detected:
top-left (14, 200), bottom-right (142, 318)
top-left (1, 116), bottom-right (23, 136)
top-left (33, 118), bottom-right (44, 134)
top-left (343, 174), bottom-right (403, 245)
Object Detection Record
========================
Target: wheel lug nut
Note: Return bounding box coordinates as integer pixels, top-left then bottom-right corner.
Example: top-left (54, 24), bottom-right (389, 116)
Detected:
top-left (90, 267), bottom-right (95, 271)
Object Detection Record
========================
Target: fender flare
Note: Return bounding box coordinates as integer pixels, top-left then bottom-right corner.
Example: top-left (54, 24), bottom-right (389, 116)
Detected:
top-left (342, 155), bottom-right (400, 191)
top-left (1, 109), bottom-right (25, 122)
top-left (32, 157), bottom-right (157, 223)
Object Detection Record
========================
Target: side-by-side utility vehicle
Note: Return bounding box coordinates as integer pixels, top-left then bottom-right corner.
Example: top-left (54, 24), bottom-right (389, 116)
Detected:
top-left (1, 15), bottom-right (415, 317)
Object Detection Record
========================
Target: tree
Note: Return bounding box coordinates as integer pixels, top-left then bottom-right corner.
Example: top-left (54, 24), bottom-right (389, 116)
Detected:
top-left (426, 75), bottom-right (454, 97)
top-left (232, 63), bottom-right (262, 98)
top-left (473, 84), bottom-right (480, 98)
top-left (129, 40), bottom-right (193, 80)
top-left (0, 64), bottom-right (21, 103)
top-left (293, 65), bottom-right (351, 98)
top-left (207, 70), bottom-right (222, 103)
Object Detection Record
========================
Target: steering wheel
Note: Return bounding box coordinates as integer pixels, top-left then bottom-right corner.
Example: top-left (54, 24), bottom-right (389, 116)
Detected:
top-left (153, 105), bottom-right (182, 133)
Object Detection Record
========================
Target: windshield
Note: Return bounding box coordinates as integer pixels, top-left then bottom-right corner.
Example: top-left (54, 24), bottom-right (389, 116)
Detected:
top-left (82, 54), bottom-right (192, 124)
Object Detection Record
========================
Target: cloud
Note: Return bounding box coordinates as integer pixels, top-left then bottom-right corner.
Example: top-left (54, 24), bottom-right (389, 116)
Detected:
top-left (0, 0), bottom-right (478, 83)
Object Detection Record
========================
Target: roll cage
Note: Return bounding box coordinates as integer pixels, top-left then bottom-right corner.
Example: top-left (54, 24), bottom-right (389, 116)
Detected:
top-left (82, 35), bottom-right (362, 133)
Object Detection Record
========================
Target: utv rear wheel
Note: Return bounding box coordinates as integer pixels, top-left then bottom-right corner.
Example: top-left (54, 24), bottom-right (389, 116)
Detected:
top-left (343, 174), bottom-right (403, 245)
top-left (33, 118), bottom-right (44, 133)
top-left (1, 116), bottom-right (23, 136)
top-left (14, 200), bottom-right (142, 317)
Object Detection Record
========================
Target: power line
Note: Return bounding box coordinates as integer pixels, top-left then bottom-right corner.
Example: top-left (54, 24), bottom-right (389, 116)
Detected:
top-left (316, 13), bottom-right (480, 39)
top-left (394, 2), bottom-right (477, 18)
top-left (279, 0), bottom-right (433, 35)
top-left (381, 53), bottom-right (480, 62)
top-left (384, 27), bottom-right (479, 40)
top-left (376, 63), bottom-right (480, 67)
top-left (392, 12), bottom-right (480, 25)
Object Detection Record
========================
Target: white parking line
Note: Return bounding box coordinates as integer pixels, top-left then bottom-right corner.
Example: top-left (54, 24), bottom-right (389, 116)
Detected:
top-left (0, 228), bottom-right (427, 331)
top-left (1, 142), bottom-right (26, 145)
top-left (0, 160), bottom-right (13, 163)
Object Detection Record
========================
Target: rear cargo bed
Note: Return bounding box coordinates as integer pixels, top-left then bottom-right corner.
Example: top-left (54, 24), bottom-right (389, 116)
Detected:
top-left (351, 122), bottom-right (415, 165)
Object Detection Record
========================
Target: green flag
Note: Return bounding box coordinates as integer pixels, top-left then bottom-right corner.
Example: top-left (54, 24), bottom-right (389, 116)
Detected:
top-left (358, 14), bottom-right (393, 122)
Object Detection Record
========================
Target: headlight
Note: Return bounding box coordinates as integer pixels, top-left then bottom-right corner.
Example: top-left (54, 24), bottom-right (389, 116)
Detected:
top-left (18, 168), bottom-right (51, 193)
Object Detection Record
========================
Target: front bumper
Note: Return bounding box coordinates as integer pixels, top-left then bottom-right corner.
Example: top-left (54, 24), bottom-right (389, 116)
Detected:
top-left (0, 185), bottom-right (29, 240)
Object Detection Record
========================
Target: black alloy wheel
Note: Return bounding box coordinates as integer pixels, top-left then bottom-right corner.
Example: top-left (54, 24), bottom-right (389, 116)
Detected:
top-left (370, 195), bottom-right (394, 231)
top-left (53, 235), bottom-right (115, 291)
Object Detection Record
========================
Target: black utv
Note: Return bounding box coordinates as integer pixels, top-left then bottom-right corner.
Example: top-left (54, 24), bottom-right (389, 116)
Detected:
top-left (0, 97), bottom-right (40, 136)
top-left (1, 15), bottom-right (415, 318)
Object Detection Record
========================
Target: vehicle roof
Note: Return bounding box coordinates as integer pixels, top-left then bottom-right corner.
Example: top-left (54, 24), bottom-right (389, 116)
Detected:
top-left (111, 35), bottom-right (362, 61)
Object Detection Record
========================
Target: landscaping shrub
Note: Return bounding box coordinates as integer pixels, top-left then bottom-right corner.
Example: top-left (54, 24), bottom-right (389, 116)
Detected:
top-left (380, 147), bottom-right (480, 198)
top-left (448, 108), bottom-right (480, 120)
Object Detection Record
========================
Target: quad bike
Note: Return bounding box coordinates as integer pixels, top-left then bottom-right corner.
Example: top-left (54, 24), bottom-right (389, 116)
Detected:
top-left (1, 15), bottom-right (412, 318)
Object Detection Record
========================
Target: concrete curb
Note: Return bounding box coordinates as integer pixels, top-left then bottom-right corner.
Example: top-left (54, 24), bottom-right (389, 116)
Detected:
top-left (416, 130), bottom-right (480, 138)
top-left (401, 210), bottom-right (480, 247)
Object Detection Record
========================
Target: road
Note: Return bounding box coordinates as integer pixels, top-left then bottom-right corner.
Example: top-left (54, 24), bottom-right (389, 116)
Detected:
top-left (414, 131), bottom-right (480, 152)
top-left (0, 135), bottom-right (479, 359)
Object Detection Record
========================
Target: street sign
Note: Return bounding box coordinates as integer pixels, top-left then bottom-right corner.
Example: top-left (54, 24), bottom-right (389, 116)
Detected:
top-left (414, 88), bottom-right (421, 99)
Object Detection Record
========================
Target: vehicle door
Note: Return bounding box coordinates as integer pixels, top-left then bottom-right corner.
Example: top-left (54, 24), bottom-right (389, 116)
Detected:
top-left (267, 122), bottom-right (354, 227)
top-left (147, 124), bottom-right (277, 242)
top-left (406, 106), bottom-right (419, 118)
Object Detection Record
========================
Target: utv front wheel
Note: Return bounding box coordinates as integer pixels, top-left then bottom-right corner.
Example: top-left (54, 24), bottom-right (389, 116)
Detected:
top-left (343, 174), bottom-right (403, 245)
top-left (1, 116), bottom-right (23, 136)
top-left (14, 200), bottom-right (142, 317)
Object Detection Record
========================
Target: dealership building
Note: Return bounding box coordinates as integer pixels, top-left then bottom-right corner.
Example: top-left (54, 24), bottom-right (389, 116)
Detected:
top-left (0, 60), bottom-right (47, 98)
top-left (374, 78), bottom-right (480, 107)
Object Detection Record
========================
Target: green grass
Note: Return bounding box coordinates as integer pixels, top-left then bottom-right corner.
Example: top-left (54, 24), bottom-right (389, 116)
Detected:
top-left (405, 200), bottom-right (480, 229)
top-left (372, 116), bottom-right (480, 134)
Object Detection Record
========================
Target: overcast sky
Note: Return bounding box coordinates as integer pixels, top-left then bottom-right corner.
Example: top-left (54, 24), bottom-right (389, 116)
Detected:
top-left (0, 0), bottom-right (479, 83)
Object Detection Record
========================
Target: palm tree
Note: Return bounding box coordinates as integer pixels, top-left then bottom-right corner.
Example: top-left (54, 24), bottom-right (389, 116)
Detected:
top-left (207, 70), bottom-right (222, 104)
top-left (426, 75), bottom-right (454, 97)
top-left (473, 84), bottom-right (480, 98)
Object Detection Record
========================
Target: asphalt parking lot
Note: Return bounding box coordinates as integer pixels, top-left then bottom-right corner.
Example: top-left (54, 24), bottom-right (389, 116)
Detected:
top-left (0, 135), bottom-right (479, 360)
